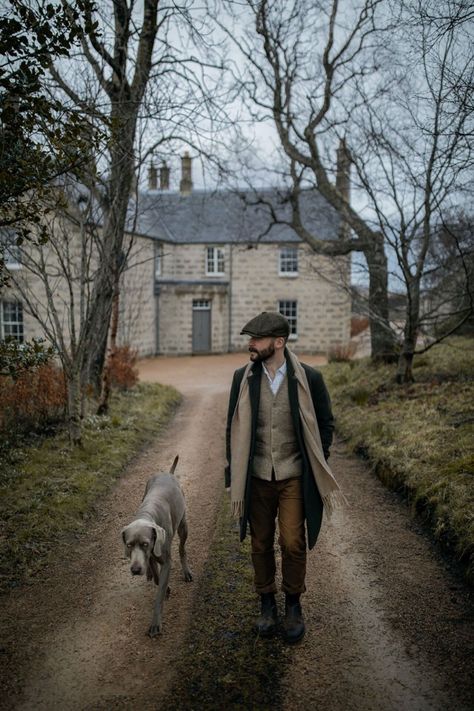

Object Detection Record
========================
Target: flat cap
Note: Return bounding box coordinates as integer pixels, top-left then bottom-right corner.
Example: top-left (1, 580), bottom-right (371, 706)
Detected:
top-left (240, 311), bottom-right (290, 338)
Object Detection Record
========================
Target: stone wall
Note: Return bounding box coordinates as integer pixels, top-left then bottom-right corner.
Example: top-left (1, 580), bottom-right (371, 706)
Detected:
top-left (156, 282), bottom-right (228, 355)
top-left (155, 241), bottom-right (351, 355)
top-left (1, 224), bottom-right (351, 359)
top-left (230, 242), bottom-right (350, 353)
top-left (118, 236), bottom-right (156, 356)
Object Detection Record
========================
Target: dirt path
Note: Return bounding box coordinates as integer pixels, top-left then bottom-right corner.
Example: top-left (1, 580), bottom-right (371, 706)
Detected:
top-left (1, 354), bottom-right (472, 710)
top-left (282, 442), bottom-right (473, 710)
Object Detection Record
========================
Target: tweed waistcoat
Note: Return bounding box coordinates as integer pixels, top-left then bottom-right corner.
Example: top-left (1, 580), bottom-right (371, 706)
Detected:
top-left (252, 374), bottom-right (302, 481)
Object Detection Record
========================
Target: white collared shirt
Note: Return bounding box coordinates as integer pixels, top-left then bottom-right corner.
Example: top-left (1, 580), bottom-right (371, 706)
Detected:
top-left (262, 360), bottom-right (287, 395)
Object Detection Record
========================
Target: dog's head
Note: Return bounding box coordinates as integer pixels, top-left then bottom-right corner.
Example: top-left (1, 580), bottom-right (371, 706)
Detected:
top-left (121, 520), bottom-right (166, 576)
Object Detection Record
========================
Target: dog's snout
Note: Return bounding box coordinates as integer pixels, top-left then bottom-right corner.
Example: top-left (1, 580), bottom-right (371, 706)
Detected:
top-left (130, 564), bottom-right (143, 575)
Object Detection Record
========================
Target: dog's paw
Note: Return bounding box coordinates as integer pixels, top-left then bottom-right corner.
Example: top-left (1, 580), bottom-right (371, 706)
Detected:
top-left (147, 624), bottom-right (162, 638)
top-left (184, 569), bottom-right (193, 582)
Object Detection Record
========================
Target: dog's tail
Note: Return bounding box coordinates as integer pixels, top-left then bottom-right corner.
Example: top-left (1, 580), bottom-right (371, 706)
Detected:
top-left (170, 455), bottom-right (179, 475)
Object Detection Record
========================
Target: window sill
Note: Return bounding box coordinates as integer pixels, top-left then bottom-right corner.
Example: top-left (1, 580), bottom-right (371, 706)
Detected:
top-left (278, 271), bottom-right (298, 277)
top-left (288, 334), bottom-right (298, 340)
top-left (6, 264), bottom-right (22, 271)
top-left (205, 272), bottom-right (225, 277)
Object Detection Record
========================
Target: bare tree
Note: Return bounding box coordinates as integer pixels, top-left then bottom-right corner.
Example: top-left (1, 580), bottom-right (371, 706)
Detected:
top-left (347, 0), bottom-right (473, 380)
top-left (43, 1), bottom-right (226, 412)
top-left (421, 212), bottom-right (474, 339)
top-left (218, 0), bottom-right (473, 375)
top-left (7, 185), bottom-right (100, 444)
top-left (46, 0), bottom-right (162, 395)
top-left (217, 0), bottom-right (399, 360)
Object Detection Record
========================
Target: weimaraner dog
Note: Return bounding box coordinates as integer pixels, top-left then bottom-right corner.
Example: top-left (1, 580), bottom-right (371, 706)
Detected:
top-left (121, 455), bottom-right (193, 637)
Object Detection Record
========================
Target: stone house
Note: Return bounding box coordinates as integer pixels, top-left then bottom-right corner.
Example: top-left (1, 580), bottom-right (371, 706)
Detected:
top-left (0, 156), bottom-right (351, 356)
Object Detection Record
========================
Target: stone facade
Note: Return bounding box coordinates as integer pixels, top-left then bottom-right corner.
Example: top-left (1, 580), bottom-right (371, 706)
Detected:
top-left (1, 188), bottom-right (352, 358)
top-left (150, 241), bottom-right (350, 356)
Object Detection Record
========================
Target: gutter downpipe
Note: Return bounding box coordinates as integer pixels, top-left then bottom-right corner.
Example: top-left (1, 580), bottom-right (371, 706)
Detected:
top-left (228, 244), bottom-right (233, 352)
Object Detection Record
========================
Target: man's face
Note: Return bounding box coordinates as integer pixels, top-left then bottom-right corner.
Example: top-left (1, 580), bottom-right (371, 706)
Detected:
top-left (248, 336), bottom-right (276, 362)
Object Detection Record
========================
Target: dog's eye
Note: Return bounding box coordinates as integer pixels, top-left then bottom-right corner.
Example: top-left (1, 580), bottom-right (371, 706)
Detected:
top-left (126, 543), bottom-right (132, 549)
top-left (142, 542), bottom-right (148, 548)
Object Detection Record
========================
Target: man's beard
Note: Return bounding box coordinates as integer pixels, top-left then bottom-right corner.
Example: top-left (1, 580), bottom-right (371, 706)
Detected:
top-left (249, 343), bottom-right (275, 362)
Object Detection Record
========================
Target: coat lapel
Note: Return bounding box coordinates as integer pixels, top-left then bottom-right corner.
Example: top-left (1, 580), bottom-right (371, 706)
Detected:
top-left (248, 361), bottom-right (262, 437)
top-left (285, 349), bottom-right (301, 437)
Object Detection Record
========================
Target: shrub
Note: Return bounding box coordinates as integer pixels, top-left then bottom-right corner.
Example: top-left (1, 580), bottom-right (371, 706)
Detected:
top-left (0, 363), bottom-right (66, 437)
top-left (348, 386), bottom-right (370, 406)
top-left (328, 341), bottom-right (357, 362)
top-left (108, 345), bottom-right (139, 390)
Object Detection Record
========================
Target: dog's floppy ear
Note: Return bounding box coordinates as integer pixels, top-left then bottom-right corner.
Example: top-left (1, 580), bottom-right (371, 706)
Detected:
top-left (152, 525), bottom-right (166, 557)
top-left (121, 526), bottom-right (129, 550)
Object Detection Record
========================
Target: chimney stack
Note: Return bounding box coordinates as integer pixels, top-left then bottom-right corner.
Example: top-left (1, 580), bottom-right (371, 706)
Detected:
top-left (148, 160), bottom-right (157, 190)
top-left (160, 161), bottom-right (170, 190)
top-left (130, 170), bottom-right (138, 197)
top-left (179, 151), bottom-right (193, 195)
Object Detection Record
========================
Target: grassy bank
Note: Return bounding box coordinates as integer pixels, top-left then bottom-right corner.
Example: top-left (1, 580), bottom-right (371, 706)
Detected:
top-left (161, 492), bottom-right (288, 711)
top-left (0, 383), bottom-right (181, 592)
top-left (323, 337), bottom-right (474, 581)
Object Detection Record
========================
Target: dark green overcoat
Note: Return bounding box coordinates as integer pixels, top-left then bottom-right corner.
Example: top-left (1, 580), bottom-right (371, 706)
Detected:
top-left (225, 349), bottom-right (334, 550)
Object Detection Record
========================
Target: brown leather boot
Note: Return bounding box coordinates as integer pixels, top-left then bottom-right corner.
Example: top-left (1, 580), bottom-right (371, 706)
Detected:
top-left (282, 594), bottom-right (305, 644)
top-left (254, 592), bottom-right (278, 637)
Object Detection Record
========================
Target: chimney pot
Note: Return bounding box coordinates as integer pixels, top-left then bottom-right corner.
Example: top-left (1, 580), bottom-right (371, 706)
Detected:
top-left (160, 161), bottom-right (170, 191)
top-left (180, 151), bottom-right (193, 195)
top-left (148, 161), bottom-right (157, 191)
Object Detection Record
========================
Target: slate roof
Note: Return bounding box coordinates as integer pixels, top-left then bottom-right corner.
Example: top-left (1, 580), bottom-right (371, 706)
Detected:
top-left (127, 188), bottom-right (341, 244)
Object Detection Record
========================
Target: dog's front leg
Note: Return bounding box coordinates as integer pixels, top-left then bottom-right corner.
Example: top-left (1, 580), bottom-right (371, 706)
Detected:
top-left (148, 560), bottom-right (171, 638)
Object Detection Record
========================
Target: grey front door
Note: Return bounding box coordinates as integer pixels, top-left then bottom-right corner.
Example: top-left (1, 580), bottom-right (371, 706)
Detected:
top-left (192, 300), bottom-right (211, 353)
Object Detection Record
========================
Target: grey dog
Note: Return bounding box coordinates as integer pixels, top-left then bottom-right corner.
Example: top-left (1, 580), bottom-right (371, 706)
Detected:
top-left (121, 455), bottom-right (193, 637)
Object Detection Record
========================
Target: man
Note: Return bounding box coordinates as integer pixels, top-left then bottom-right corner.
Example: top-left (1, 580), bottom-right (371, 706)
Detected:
top-left (225, 311), bottom-right (343, 643)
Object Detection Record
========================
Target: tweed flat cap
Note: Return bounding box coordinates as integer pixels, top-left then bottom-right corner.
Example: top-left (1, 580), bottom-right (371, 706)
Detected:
top-left (240, 311), bottom-right (290, 338)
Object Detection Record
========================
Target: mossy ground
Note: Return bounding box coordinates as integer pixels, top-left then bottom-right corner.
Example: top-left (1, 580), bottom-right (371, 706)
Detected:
top-left (160, 493), bottom-right (288, 711)
top-left (322, 336), bottom-right (474, 581)
top-left (0, 383), bottom-right (181, 592)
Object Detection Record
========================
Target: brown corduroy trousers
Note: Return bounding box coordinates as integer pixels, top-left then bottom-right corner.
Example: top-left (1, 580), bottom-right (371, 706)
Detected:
top-left (248, 476), bottom-right (306, 595)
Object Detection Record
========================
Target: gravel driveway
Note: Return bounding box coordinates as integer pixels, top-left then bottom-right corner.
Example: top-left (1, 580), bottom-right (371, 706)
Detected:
top-left (1, 353), bottom-right (472, 710)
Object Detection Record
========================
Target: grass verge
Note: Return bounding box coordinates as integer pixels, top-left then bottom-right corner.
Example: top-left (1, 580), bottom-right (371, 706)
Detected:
top-left (322, 336), bottom-right (474, 582)
top-left (0, 383), bottom-right (181, 593)
top-left (160, 492), bottom-right (288, 711)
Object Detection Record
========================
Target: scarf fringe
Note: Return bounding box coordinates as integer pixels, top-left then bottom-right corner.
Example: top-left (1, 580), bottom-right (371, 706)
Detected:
top-left (321, 490), bottom-right (348, 517)
top-left (231, 500), bottom-right (245, 518)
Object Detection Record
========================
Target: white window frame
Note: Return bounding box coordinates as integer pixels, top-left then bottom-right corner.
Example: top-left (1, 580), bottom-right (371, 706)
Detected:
top-left (206, 246), bottom-right (225, 276)
top-left (0, 300), bottom-right (24, 342)
top-left (154, 242), bottom-right (163, 278)
top-left (279, 246), bottom-right (298, 277)
top-left (278, 300), bottom-right (298, 340)
top-left (1, 233), bottom-right (22, 270)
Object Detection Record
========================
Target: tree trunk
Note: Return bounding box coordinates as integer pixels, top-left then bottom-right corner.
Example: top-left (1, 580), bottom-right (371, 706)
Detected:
top-left (366, 237), bottom-right (398, 361)
top-left (82, 118), bottom-right (135, 391)
top-left (396, 280), bottom-right (420, 383)
top-left (97, 278), bottom-right (120, 415)
top-left (67, 369), bottom-right (83, 446)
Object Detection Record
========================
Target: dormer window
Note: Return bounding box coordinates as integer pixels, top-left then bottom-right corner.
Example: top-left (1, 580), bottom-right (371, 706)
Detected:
top-left (279, 246), bottom-right (298, 276)
top-left (206, 246), bottom-right (224, 275)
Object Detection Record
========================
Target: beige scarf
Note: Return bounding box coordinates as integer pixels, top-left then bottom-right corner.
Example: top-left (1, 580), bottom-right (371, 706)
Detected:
top-left (230, 349), bottom-right (347, 518)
